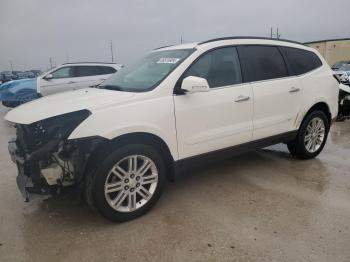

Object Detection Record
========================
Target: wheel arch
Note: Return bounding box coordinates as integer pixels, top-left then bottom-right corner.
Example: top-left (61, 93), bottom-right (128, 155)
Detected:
top-left (84, 132), bottom-right (176, 181)
top-left (301, 101), bottom-right (332, 128)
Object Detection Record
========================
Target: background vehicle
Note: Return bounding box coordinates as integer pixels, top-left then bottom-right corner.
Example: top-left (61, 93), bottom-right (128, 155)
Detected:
top-left (337, 83), bottom-right (350, 121)
top-left (5, 37), bottom-right (338, 222)
top-left (0, 62), bottom-right (123, 107)
top-left (336, 64), bottom-right (350, 84)
top-left (332, 60), bottom-right (350, 70)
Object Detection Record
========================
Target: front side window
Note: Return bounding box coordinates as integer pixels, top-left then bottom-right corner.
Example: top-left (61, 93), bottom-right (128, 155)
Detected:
top-left (183, 47), bottom-right (242, 88)
top-left (50, 66), bottom-right (75, 79)
top-left (280, 47), bottom-right (322, 75)
top-left (99, 49), bottom-right (193, 92)
top-left (237, 45), bottom-right (288, 82)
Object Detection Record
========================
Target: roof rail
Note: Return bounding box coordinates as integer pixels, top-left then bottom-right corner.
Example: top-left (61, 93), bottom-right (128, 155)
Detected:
top-left (62, 62), bottom-right (117, 65)
top-left (198, 36), bottom-right (304, 46)
top-left (154, 44), bottom-right (174, 50)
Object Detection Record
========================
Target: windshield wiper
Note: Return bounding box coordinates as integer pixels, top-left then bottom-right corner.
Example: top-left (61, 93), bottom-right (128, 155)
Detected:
top-left (98, 85), bottom-right (125, 91)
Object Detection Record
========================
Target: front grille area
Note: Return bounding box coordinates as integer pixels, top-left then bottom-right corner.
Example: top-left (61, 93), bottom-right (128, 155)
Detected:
top-left (16, 122), bottom-right (50, 154)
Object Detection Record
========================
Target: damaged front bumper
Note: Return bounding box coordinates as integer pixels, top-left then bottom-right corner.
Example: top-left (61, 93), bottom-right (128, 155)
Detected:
top-left (9, 136), bottom-right (105, 201)
top-left (7, 110), bottom-right (106, 201)
top-left (9, 139), bottom-right (38, 201)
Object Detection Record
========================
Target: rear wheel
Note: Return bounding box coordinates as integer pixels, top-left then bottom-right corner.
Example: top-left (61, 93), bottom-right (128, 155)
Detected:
top-left (287, 110), bottom-right (329, 159)
top-left (86, 144), bottom-right (165, 222)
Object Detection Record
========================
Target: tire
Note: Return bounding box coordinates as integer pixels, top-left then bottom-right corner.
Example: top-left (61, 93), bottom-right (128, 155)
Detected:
top-left (287, 110), bottom-right (330, 159)
top-left (85, 143), bottom-right (166, 222)
top-left (2, 101), bottom-right (20, 108)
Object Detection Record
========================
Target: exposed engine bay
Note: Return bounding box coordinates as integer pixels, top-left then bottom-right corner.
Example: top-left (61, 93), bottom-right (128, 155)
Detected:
top-left (8, 110), bottom-right (103, 201)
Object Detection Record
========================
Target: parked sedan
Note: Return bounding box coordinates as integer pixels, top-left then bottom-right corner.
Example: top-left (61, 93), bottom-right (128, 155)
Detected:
top-left (0, 62), bottom-right (123, 107)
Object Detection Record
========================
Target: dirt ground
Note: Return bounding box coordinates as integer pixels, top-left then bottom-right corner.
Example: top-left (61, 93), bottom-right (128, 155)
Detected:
top-left (0, 104), bottom-right (349, 262)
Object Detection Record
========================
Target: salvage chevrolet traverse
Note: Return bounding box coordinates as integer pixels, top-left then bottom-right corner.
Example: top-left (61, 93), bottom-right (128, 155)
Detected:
top-left (5, 37), bottom-right (339, 222)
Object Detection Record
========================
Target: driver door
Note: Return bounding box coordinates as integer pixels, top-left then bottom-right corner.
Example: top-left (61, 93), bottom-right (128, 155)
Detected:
top-left (174, 46), bottom-right (253, 159)
top-left (39, 66), bottom-right (76, 96)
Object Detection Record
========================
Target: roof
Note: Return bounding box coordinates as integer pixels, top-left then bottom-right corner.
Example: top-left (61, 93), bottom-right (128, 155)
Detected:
top-left (305, 38), bottom-right (350, 44)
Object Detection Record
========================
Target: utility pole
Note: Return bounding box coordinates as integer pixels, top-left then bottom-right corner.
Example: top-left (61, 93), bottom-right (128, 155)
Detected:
top-left (49, 57), bottom-right (53, 69)
top-left (270, 27), bottom-right (273, 38)
top-left (110, 40), bottom-right (114, 62)
top-left (180, 36), bottom-right (183, 44)
top-left (9, 60), bottom-right (13, 72)
top-left (276, 28), bottom-right (281, 39)
top-left (65, 50), bottom-right (70, 63)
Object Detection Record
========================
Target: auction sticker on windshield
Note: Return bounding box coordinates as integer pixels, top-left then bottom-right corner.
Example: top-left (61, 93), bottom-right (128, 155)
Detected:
top-left (157, 58), bottom-right (180, 64)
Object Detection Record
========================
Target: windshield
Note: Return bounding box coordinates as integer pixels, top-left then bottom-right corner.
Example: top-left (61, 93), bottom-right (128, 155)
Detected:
top-left (98, 49), bottom-right (194, 92)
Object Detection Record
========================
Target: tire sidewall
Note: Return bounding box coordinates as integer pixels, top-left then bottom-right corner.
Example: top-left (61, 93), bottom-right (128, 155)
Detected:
top-left (91, 144), bottom-right (166, 222)
top-left (297, 110), bottom-right (330, 158)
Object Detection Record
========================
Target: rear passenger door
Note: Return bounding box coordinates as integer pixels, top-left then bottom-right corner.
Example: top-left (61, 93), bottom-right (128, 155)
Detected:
top-left (237, 45), bottom-right (302, 140)
top-left (72, 66), bottom-right (106, 90)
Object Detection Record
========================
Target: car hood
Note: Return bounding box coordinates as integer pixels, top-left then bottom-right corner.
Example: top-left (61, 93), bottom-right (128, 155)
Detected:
top-left (5, 88), bottom-right (135, 124)
top-left (0, 78), bottom-right (37, 102)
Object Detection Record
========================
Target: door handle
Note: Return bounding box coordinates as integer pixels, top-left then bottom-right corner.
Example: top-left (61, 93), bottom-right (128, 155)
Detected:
top-left (289, 87), bottom-right (300, 93)
top-left (68, 81), bottom-right (76, 84)
top-left (234, 95), bottom-right (250, 102)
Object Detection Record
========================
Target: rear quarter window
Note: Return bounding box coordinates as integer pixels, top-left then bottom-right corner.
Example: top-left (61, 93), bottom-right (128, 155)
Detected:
top-left (279, 47), bottom-right (322, 75)
top-left (99, 66), bottom-right (117, 75)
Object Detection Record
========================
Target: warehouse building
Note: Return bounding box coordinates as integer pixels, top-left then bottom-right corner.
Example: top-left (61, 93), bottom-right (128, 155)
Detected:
top-left (305, 38), bottom-right (350, 67)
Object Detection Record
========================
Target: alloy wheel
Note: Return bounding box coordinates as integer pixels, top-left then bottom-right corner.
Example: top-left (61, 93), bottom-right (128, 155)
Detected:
top-left (104, 155), bottom-right (158, 213)
top-left (304, 117), bottom-right (326, 153)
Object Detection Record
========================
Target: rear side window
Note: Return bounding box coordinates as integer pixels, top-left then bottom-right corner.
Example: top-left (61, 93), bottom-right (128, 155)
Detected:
top-left (280, 47), bottom-right (322, 75)
top-left (183, 46), bottom-right (242, 88)
top-left (75, 66), bottom-right (100, 77)
top-left (237, 45), bottom-right (288, 82)
top-left (99, 66), bottom-right (117, 75)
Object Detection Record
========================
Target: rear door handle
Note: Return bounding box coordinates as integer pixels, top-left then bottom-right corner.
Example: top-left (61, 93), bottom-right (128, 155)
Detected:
top-left (289, 87), bottom-right (300, 93)
top-left (68, 81), bottom-right (76, 84)
top-left (234, 95), bottom-right (250, 102)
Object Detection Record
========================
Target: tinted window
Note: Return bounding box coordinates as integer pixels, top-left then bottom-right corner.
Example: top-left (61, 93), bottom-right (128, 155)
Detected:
top-left (51, 66), bottom-right (74, 79)
top-left (75, 66), bottom-right (100, 77)
top-left (280, 47), bottom-right (322, 75)
top-left (237, 45), bottom-right (288, 82)
top-left (184, 47), bottom-right (242, 88)
top-left (99, 66), bottom-right (117, 74)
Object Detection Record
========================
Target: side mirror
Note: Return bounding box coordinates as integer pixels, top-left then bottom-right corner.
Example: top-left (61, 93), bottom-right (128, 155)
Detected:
top-left (43, 73), bottom-right (53, 80)
top-left (181, 76), bottom-right (210, 93)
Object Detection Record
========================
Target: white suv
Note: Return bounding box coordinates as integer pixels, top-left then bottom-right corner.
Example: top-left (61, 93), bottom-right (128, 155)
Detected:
top-left (38, 62), bottom-right (123, 96)
top-left (0, 62), bottom-right (122, 108)
top-left (5, 37), bottom-right (338, 222)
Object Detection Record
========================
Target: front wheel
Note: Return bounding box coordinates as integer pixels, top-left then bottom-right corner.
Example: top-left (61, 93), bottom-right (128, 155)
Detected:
top-left (86, 144), bottom-right (166, 222)
top-left (287, 110), bottom-right (330, 159)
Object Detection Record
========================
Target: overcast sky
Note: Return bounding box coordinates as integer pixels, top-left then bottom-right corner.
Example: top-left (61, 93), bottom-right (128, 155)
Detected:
top-left (1, 0), bottom-right (349, 71)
